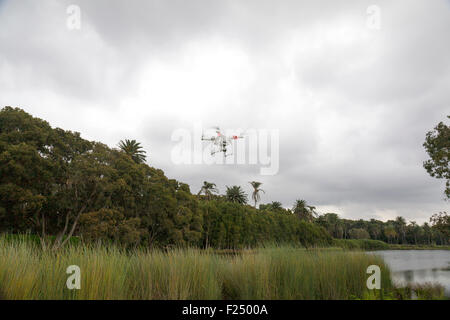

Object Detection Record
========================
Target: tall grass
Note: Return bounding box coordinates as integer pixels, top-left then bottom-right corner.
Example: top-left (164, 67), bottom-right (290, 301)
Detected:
top-left (0, 236), bottom-right (393, 300)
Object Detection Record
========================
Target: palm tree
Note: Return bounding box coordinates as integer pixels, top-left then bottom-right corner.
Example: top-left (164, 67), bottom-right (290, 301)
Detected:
top-left (226, 186), bottom-right (248, 204)
top-left (118, 139), bottom-right (147, 164)
top-left (197, 181), bottom-right (219, 200)
top-left (269, 201), bottom-right (283, 210)
top-left (408, 221), bottom-right (419, 244)
top-left (394, 216), bottom-right (407, 244)
top-left (249, 181), bottom-right (265, 208)
top-left (292, 199), bottom-right (317, 222)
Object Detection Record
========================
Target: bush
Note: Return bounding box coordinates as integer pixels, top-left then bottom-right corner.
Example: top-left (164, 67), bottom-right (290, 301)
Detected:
top-left (332, 239), bottom-right (389, 250)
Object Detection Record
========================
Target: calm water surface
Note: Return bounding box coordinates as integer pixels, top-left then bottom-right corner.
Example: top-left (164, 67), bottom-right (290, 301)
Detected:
top-left (370, 250), bottom-right (450, 296)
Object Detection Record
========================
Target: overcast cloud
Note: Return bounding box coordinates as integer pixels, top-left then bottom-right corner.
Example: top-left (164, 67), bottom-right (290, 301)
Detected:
top-left (1, 0), bottom-right (449, 223)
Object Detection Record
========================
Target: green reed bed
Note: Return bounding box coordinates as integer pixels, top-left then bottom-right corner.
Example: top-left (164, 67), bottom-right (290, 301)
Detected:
top-left (0, 237), bottom-right (393, 300)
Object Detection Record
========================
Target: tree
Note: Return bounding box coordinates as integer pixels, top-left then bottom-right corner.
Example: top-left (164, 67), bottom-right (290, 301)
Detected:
top-left (423, 116), bottom-right (449, 198)
top-left (249, 181), bottom-right (265, 208)
top-left (197, 181), bottom-right (218, 200)
top-left (0, 106), bottom-right (97, 249)
top-left (118, 139), bottom-right (147, 164)
top-left (394, 216), bottom-right (407, 244)
top-left (384, 225), bottom-right (397, 244)
top-left (368, 219), bottom-right (383, 240)
top-left (430, 212), bottom-right (450, 238)
top-left (406, 221), bottom-right (422, 245)
top-left (225, 186), bottom-right (248, 204)
top-left (269, 201), bottom-right (283, 210)
top-left (4, 107), bottom-right (450, 250)
top-left (422, 222), bottom-right (433, 245)
top-left (348, 228), bottom-right (370, 239)
top-left (316, 213), bottom-right (344, 238)
top-left (79, 208), bottom-right (143, 246)
top-left (292, 199), bottom-right (317, 222)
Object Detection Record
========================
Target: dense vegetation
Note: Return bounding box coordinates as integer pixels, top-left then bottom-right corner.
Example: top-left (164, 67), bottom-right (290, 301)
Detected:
top-left (0, 107), bottom-right (448, 250)
top-left (0, 107), bottom-right (331, 249)
top-left (0, 237), bottom-right (396, 300)
top-left (316, 213), bottom-right (448, 246)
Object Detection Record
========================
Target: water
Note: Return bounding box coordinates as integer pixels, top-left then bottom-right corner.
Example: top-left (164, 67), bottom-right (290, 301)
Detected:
top-left (370, 250), bottom-right (450, 297)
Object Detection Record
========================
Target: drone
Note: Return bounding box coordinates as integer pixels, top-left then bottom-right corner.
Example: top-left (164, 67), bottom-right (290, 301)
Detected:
top-left (201, 126), bottom-right (245, 157)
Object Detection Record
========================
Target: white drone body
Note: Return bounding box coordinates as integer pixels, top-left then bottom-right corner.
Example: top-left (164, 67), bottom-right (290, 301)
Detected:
top-left (201, 127), bottom-right (244, 157)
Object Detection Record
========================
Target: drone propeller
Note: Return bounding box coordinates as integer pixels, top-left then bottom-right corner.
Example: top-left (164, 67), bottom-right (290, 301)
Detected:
top-left (201, 126), bottom-right (247, 156)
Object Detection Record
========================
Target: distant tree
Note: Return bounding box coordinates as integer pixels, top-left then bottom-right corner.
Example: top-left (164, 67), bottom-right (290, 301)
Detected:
top-left (259, 201), bottom-right (284, 212)
top-left (394, 216), bottom-right (407, 244)
top-left (430, 212), bottom-right (450, 238)
top-left (197, 181), bottom-right (218, 200)
top-left (423, 116), bottom-right (449, 198)
top-left (118, 139), bottom-right (147, 164)
top-left (384, 225), bottom-right (397, 244)
top-left (269, 201), bottom-right (283, 210)
top-left (292, 199), bottom-right (317, 222)
top-left (225, 186), bottom-right (248, 204)
top-left (422, 222), bottom-right (433, 245)
top-left (249, 181), bottom-right (265, 208)
top-left (406, 221), bottom-right (421, 245)
top-left (316, 213), bottom-right (344, 238)
top-left (367, 219), bottom-right (383, 240)
top-left (348, 228), bottom-right (370, 239)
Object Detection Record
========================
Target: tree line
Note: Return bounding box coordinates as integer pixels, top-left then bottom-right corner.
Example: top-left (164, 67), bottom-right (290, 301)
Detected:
top-left (315, 213), bottom-right (448, 245)
top-left (0, 107), bottom-right (448, 249)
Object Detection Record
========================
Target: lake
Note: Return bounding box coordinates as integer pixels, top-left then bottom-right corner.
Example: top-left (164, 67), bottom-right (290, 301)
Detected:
top-left (370, 250), bottom-right (450, 297)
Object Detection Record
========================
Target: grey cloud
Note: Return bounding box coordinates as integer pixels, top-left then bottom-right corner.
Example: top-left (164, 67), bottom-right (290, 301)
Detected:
top-left (0, 0), bottom-right (448, 223)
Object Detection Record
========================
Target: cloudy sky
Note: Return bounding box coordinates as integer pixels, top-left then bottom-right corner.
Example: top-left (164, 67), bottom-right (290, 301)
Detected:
top-left (1, 0), bottom-right (449, 223)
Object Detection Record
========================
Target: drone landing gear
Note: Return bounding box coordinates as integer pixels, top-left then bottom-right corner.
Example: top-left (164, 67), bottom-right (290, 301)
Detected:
top-left (210, 150), bottom-right (233, 158)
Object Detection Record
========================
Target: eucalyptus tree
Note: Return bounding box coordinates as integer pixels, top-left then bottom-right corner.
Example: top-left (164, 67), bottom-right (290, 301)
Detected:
top-left (430, 212), bottom-right (449, 238)
top-left (423, 116), bottom-right (449, 198)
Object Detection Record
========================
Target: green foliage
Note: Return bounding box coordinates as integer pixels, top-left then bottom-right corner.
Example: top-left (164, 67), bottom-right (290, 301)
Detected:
top-left (332, 239), bottom-right (390, 250)
top-left (118, 139), bottom-right (147, 164)
top-left (348, 228), bottom-right (370, 239)
top-left (79, 208), bottom-right (144, 246)
top-left (0, 107), bottom-right (202, 249)
top-left (292, 199), bottom-right (317, 222)
top-left (268, 201), bottom-right (283, 211)
top-left (197, 181), bottom-right (219, 200)
top-left (200, 200), bottom-right (331, 249)
top-left (225, 185), bottom-right (248, 204)
top-left (316, 212), bottom-right (448, 246)
top-left (430, 212), bottom-right (450, 238)
top-left (423, 116), bottom-right (449, 198)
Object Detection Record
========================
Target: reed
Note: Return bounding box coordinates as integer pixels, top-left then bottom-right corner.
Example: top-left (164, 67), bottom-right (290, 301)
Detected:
top-left (0, 236), bottom-right (394, 300)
